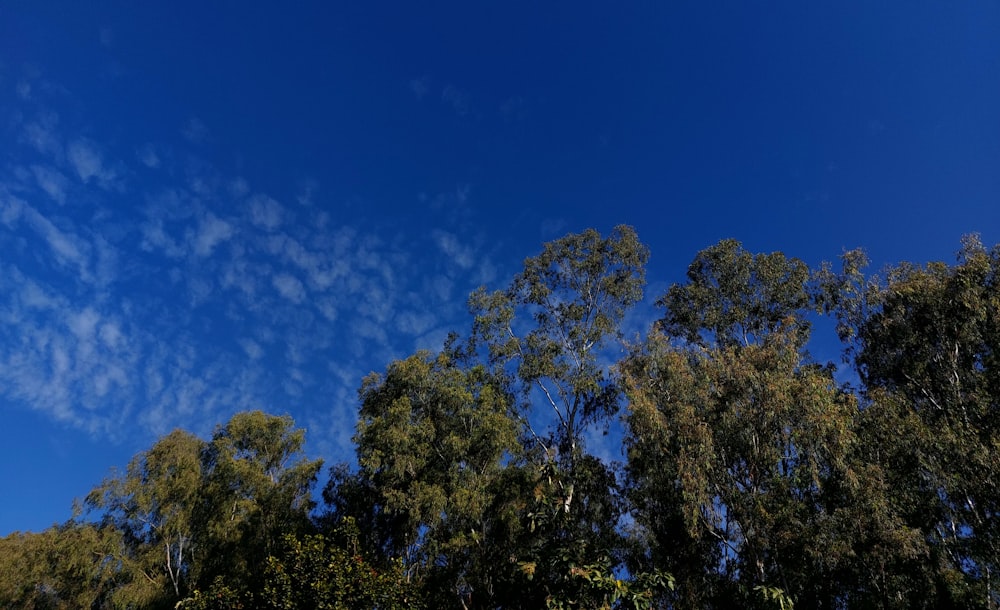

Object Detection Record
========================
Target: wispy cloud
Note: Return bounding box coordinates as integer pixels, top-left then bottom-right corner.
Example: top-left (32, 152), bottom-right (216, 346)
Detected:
top-left (182, 118), bottom-right (209, 144)
top-left (1, 194), bottom-right (91, 277)
top-left (136, 143), bottom-right (161, 168)
top-left (442, 84), bottom-right (471, 116)
top-left (0, 74), bottom-right (511, 466)
top-left (31, 165), bottom-right (69, 204)
top-left (410, 77), bottom-right (430, 100)
top-left (21, 113), bottom-right (62, 159)
top-left (16, 81), bottom-right (32, 101)
top-left (247, 193), bottom-right (285, 231)
top-left (191, 212), bottom-right (234, 257)
top-left (432, 229), bottom-right (476, 270)
top-left (272, 272), bottom-right (306, 303)
top-left (67, 138), bottom-right (121, 189)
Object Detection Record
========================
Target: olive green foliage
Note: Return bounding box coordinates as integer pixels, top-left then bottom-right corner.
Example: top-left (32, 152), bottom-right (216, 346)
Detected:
top-left (3, 411), bottom-right (327, 610)
top-left (7, 228), bottom-right (1000, 610)
top-left (86, 429), bottom-right (204, 605)
top-left (839, 236), bottom-right (1000, 607)
top-left (470, 225), bottom-right (649, 459)
top-left (196, 411), bottom-right (324, 596)
top-left (0, 522), bottom-right (119, 609)
top-left (261, 519), bottom-right (421, 610)
top-left (349, 345), bottom-right (521, 606)
top-left (623, 241), bottom-right (867, 608)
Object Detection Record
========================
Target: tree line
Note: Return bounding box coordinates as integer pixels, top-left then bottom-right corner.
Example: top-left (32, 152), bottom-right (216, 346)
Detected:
top-left (2, 227), bottom-right (998, 609)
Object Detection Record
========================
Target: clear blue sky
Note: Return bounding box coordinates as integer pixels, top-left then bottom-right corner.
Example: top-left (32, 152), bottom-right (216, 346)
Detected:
top-left (1, 2), bottom-right (997, 534)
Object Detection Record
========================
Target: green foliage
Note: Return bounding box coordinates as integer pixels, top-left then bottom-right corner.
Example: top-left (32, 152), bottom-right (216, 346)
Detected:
top-left (346, 345), bottom-right (522, 607)
top-left (9, 230), bottom-right (1000, 610)
top-left (260, 519), bottom-right (420, 610)
top-left (0, 522), bottom-right (119, 609)
top-left (196, 411), bottom-right (324, 598)
top-left (844, 236), bottom-right (1000, 607)
top-left (754, 584), bottom-right (794, 610)
top-left (86, 428), bottom-right (204, 605)
top-left (469, 224), bottom-right (649, 459)
top-left (175, 576), bottom-right (247, 610)
top-left (623, 239), bottom-right (911, 608)
top-left (658, 238), bottom-right (812, 349)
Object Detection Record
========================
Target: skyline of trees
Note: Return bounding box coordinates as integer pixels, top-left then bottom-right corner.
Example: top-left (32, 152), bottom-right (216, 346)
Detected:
top-left (2, 227), bottom-right (997, 609)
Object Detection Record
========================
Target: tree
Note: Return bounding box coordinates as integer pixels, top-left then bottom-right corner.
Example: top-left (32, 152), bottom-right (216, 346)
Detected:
top-left (331, 226), bottom-right (650, 608)
top-left (195, 411), bottom-right (324, 601)
top-left (0, 521), bottom-right (120, 609)
top-left (465, 226), bottom-right (648, 607)
top-left (835, 236), bottom-right (1000, 608)
top-left (337, 344), bottom-right (521, 608)
top-left (469, 225), bottom-right (649, 463)
top-left (86, 429), bottom-right (204, 606)
top-left (260, 519), bottom-right (421, 610)
top-left (623, 240), bottom-right (881, 608)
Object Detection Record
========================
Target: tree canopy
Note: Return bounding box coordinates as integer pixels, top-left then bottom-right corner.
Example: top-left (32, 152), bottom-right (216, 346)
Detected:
top-left (3, 228), bottom-right (999, 609)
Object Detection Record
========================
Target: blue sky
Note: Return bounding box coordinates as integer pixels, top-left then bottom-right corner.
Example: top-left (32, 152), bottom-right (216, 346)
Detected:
top-left (1, 2), bottom-right (998, 534)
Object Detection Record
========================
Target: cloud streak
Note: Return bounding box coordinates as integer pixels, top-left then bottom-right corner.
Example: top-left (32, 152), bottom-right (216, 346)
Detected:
top-left (0, 72), bottom-right (505, 467)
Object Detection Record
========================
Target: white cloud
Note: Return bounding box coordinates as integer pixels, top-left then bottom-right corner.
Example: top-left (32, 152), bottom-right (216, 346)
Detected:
top-left (137, 143), bottom-right (161, 168)
top-left (187, 276), bottom-right (214, 306)
top-left (67, 139), bottom-right (103, 182)
top-left (248, 193), bottom-right (285, 231)
top-left (442, 84), bottom-right (471, 116)
top-left (67, 307), bottom-right (100, 341)
top-left (19, 278), bottom-right (58, 310)
top-left (296, 179), bottom-right (318, 206)
top-left (239, 338), bottom-right (264, 360)
top-left (230, 177), bottom-right (250, 198)
top-left (428, 275), bottom-right (454, 302)
top-left (0, 71), bottom-right (503, 464)
top-left (22, 204), bottom-right (90, 274)
top-left (220, 258), bottom-right (262, 299)
top-left (432, 229), bottom-right (475, 269)
top-left (272, 272), bottom-right (306, 303)
top-left (428, 184), bottom-right (472, 211)
top-left (410, 77), bottom-right (429, 100)
top-left (192, 213), bottom-right (234, 257)
top-left (67, 138), bottom-right (119, 188)
top-left (0, 192), bottom-right (24, 227)
top-left (21, 114), bottom-right (62, 158)
top-left (99, 322), bottom-right (123, 349)
top-left (31, 165), bottom-right (69, 204)
top-left (182, 118), bottom-right (209, 144)
top-left (140, 219), bottom-right (186, 258)
top-left (396, 310), bottom-right (436, 336)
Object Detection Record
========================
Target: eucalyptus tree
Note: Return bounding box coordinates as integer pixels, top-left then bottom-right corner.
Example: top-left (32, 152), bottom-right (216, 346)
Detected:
top-left (331, 226), bottom-right (651, 608)
top-left (827, 236), bottom-right (1000, 608)
top-left (195, 411), bottom-right (324, 598)
top-left (623, 240), bottom-right (884, 608)
top-left (86, 428), bottom-right (205, 607)
top-left (469, 225), bottom-right (649, 463)
top-left (337, 343), bottom-right (522, 608)
top-left (466, 225), bottom-right (649, 607)
top-left (0, 522), bottom-right (119, 609)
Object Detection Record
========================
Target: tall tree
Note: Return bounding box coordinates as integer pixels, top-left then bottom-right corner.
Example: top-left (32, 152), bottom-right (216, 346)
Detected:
top-left (338, 344), bottom-right (521, 608)
top-left (465, 225), bottom-right (649, 607)
top-left (0, 522), bottom-right (119, 609)
top-left (469, 225), bottom-right (648, 462)
top-left (623, 240), bottom-right (883, 608)
top-left (196, 411), bottom-right (324, 599)
top-left (86, 428), bottom-right (205, 607)
top-left (834, 236), bottom-right (1000, 608)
